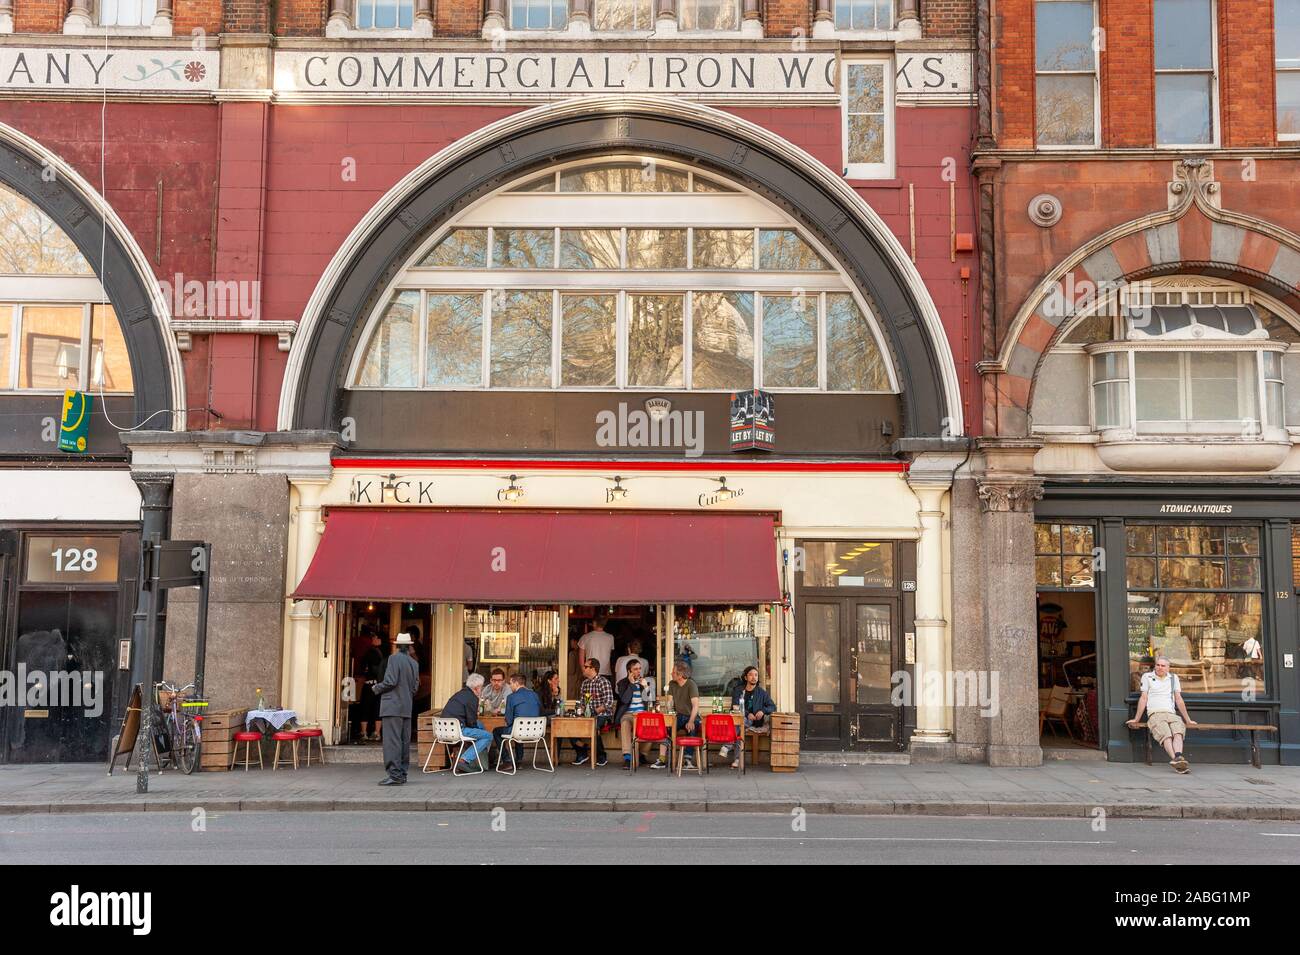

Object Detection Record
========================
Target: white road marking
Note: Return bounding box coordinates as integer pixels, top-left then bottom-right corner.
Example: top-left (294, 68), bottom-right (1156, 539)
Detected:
top-left (637, 835), bottom-right (1111, 845)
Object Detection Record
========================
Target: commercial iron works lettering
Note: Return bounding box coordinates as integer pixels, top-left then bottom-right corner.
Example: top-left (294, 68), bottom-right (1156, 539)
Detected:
top-left (277, 51), bottom-right (838, 96)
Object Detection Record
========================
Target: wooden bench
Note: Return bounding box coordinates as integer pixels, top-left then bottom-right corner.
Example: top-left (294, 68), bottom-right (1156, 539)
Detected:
top-left (1131, 721), bottom-right (1277, 769)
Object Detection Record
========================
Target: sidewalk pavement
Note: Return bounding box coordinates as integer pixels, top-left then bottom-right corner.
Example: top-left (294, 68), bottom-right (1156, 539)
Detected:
top-left (1, 758), bottom-right (1298, 820)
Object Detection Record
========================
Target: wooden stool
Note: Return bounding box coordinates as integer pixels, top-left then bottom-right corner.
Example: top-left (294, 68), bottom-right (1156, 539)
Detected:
top-left (272, 731), bottom-right (300, 770)
top-left (298, 727), bottom-right (325, 766)
top-left (230, 731), bottom-right (264, 771)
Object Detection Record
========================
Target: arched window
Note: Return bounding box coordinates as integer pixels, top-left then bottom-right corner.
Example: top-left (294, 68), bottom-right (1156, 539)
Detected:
top-left (1036, 278), bottom-right (1299, 441)
top-left (350, 157), bottom-right (896, 395)
top-left (0, 184), bottom-right (132, 395)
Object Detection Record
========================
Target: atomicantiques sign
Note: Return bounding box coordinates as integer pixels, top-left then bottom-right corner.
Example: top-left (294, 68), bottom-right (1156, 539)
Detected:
top-left (0, 48), bottom-right (218, 93)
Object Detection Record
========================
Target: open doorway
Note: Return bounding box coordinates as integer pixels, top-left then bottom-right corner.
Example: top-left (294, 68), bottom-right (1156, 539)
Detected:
top-left (1034, 522), bottom-right (1101, 754)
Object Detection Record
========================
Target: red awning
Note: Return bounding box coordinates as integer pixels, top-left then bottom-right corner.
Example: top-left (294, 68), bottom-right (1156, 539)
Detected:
top-left (292, 508), bottom-right (781, 605)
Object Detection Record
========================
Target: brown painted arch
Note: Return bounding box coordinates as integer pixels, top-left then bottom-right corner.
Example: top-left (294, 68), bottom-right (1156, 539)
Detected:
top-left (289, 108), bottom-right (956, 438)
top-left (0, 134), bottom-right (175, 429)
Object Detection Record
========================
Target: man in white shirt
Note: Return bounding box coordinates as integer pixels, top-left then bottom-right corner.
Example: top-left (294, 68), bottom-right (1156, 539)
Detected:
top-left (1127, 656), bottom-right (1197, 773)
top-left (578, 616), bottom-right (615, 677)
top-left (614, 637), bottom-right (650, 684)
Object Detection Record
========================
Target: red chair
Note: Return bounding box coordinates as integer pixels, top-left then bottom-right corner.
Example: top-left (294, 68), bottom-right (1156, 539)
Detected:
top-left (229, 730), bottom-right (264, 771)
top-left (673, 726), bottom-right (704, 777)
top-left (297, 727), bottom-right (325, 766)
top-left (272, 731), bottom-right (301, 770)
top-left (631, 712), bottom-right (667, 772)
top-left (704, 714), bottom-right (742, 775)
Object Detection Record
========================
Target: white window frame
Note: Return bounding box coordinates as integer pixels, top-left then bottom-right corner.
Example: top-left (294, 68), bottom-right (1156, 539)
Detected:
top-left (346, 158), bottom-right (898, 395)
top-left (831, 0), bottom-right (895, 35)
top-left (507, 0), bottom-right (570, 31)
top-left (1033, 0), bottom-right (1101, 149)
top-left (353, 0), bottom-right (417, 30)
top-left (1276, 0), bottom-right (1300, 141)
top-left (97, 0), bottom-right (158, 28)
top-left (841, 58), bottom-right (895, 180)
top-left (1153, 0), bottom-right (1220, 149)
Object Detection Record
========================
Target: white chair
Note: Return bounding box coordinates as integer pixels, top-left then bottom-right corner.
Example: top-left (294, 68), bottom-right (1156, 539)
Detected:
top-left (423, 718), bottom-right (485, 776)
top-left (495, 716), bottom-right (554, 775)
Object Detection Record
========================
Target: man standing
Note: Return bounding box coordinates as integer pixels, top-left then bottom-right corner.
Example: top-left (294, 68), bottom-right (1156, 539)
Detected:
top-left (579, 615), bottom-right (615, 677)
top-left (442, 673), bottom-right (493, 772)
top-left (493, 673), bottom-right (541, 769)
top-left (614, 637), bottom-right (650, 684)
top-left (372, 631), bottom-right (419, 786)
top-left (1127, 656), bottom-right (1198, 773)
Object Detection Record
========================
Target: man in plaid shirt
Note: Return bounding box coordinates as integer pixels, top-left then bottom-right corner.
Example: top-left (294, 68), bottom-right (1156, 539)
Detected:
top-left (573, 658), bottom-right (614, 766)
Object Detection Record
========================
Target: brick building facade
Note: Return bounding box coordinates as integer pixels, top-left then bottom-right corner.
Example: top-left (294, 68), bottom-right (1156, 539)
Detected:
top-left (976, 0), bottom-right (1300, 767)
top-left (0, 0), bottom-right (988, 767)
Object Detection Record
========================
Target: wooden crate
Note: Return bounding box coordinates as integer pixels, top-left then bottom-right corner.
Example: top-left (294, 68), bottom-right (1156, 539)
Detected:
top-left (768, 713), bottom-right (799, 772)
top-left (199, 709), bottom-right (251, 772)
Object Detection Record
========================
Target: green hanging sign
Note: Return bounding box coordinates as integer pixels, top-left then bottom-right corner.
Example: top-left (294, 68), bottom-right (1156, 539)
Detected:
top-left (58, 389), bottom-right (92, 454)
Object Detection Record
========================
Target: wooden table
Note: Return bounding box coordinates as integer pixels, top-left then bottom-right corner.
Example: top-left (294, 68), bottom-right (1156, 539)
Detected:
top-left (549, 715), bottom-right (597, 770)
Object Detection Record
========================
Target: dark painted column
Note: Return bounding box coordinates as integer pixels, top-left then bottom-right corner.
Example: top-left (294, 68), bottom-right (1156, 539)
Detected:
top-left (1266, 518), bottom-right (1300, 765)
top-left (130, 473), bottom-right (174, 688)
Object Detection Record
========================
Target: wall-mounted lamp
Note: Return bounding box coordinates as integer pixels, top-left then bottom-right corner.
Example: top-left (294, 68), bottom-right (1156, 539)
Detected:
top-left (715, 477), bottom-right (735, 501)
top-left (498, 474), bottom-right (525, 502)
top-left (606, 475), bottom-right (629, 502)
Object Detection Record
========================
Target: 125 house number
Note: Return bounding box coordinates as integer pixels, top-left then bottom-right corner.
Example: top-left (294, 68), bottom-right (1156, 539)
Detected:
top-left (51, 548), bottom-right (99, 573)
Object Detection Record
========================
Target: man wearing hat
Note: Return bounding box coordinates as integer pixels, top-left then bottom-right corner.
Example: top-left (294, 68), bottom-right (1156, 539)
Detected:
top-left (372, 631), bottom-right (420, 785)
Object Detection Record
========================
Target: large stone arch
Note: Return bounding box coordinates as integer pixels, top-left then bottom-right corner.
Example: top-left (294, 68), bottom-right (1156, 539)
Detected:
top-left (278, 96), bottom-right (963, 438)
top-left (990, 159), bottom-right (1300, 437)
top-left (0, 122), bottom-right (184, 430)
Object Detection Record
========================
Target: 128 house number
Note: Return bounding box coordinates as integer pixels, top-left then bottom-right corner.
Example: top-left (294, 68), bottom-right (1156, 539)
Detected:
top-left (51, 547), bottom-right (98, 573)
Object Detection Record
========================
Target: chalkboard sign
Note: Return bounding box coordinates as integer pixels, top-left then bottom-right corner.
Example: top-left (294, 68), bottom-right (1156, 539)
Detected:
top-left (105, 683), bottom-right (142, 776)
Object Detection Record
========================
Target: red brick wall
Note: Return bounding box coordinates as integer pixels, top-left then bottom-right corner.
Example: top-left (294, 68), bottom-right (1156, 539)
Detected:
top-left (1218, 0), bottom-right (1275, 146)
top-left (435, 0), bottom-right (481, 36)
top-left (175, 0), bottom-right (223, 36)
top-left (1100, 0), bottom-right (1154, 147)
top-left (222, 0), bottom-right (270, 32)
top-left (994, 0), bottom-right (1034, 147)
top-left (275, 0), bottom-right (328, 35)
top-left (0, 100), bottom-right (220, 427)
top-left (14, 0), bottom-right (66, 33)
top-left (922, 0), bottom-right (974, 38)
top-left (762, 0), bottom-right (811, 38)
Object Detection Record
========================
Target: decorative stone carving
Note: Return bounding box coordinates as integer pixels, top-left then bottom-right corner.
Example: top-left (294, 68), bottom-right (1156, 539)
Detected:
top-left (201, 447), bottom-right (258, 475)
top-left (976, 481), bottom-right (1043, 513)
top-left (1168, 157), bottom-right (1220, 212)
top-left (1027, 193), bottom-right (1062, 228)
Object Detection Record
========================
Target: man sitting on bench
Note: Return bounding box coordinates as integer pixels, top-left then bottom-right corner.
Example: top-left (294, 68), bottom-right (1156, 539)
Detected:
top-left (1127, 655), bottom-right (1198, 774)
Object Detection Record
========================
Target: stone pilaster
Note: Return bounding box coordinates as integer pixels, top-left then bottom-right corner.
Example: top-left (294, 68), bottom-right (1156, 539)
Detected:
top-left (975, 439), bottom-right (1044, 767)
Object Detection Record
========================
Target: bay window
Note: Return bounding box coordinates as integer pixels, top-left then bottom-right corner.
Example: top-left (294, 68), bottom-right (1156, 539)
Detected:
top-left (1091, 348), bottom-right (1284, 435)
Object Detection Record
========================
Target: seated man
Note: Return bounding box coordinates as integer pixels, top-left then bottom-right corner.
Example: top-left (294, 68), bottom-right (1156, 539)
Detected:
top-left (479, 667), bottom-right (510, 716)
top-left (573, 658), bottom-right (614, 767)
top-left (1127, 655), bottom-right (1197, 773)
top-left (722, 666), bottom-right (776, 768)
top-left (493, 673), bottom-right (541, 768)
top-left (655, 661), bottom-right (701, 771)
top-left (614, 659), bottom-right (655, 770)
top-left (441, 673), bottom-right (492, 771)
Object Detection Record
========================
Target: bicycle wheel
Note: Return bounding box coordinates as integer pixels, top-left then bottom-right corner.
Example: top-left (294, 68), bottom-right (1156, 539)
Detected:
top-left (176, 716), bottom-right (202, 775)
